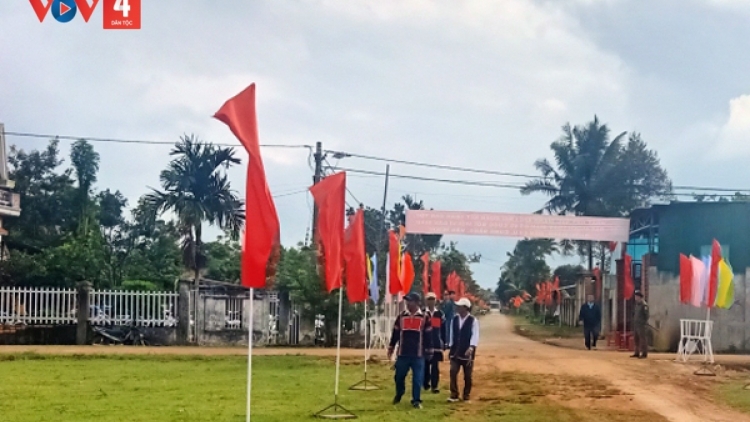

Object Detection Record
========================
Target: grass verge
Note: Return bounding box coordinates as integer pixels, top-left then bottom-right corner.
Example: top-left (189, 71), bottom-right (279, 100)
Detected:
top-left (0, 353), bottom-right (659, 421)
top-left (510, 314), bottom-right (581, 342)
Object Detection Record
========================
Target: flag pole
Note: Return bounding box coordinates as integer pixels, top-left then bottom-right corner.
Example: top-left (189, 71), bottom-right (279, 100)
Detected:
top-left (335, 287), bottom-right (343, 400)
top-left (315, 287), bottom-right (356, 419)
top-left (246, 288), bottom-right (254, 422)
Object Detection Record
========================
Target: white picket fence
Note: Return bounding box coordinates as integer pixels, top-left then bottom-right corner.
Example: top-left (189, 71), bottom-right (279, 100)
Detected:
top-left (0, 287), bottom-right (178, 327)
top-left (90, 290), bottom-right (178, 327)
top-left (0, 287), bottom-right (78, 325)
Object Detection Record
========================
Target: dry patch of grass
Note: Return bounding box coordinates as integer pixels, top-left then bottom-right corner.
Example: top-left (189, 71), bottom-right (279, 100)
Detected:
top-left (475, 370), bottom-right (665, 422)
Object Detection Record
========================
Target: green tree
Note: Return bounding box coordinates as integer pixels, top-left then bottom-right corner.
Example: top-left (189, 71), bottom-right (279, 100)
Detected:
top-left (275, 244), bottom-right (362, 346)
top-left (5, 140), bottom-right (76, 249)
top-left (436, 242), bottom-right (481, 295)
top-left (521, 118), bottom-right (671, 268)
top-left (121, 199), bottom-right (182, 290)
top-left (204, 236), bottom-right (241, 283)
top-left (70, 140), bottom-right (100, 235)
top-left (497, 239), bottom-right (557, 295)
top-left (553, 264), bottom-right (585, 287)
top-left (144, 135), bottom-right (244, 283)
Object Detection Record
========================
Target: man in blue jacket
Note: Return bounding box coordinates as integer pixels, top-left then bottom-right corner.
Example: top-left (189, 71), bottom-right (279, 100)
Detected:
top-left (388, 293), bottom-right (433, 409)
top-left (578, 294), bottom-right (601, 350)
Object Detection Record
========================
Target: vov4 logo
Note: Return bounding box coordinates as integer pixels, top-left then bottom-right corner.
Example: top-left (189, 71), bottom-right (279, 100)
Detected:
top-left (29, 0), bottom-right (141, 29)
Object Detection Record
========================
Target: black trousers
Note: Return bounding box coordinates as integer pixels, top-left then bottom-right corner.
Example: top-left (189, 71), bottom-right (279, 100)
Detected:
top-left (423, 353), bottom-right (441, 390)
top-left (584, 325), bottom-right (600, 349)
top-left (449, 358), bottom-right (473, 400)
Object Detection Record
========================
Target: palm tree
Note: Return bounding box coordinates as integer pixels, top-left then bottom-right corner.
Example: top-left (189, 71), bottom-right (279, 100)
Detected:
top-left (144, 135), bottom-right (244, 283)
top-left (521, 117), bottom-right (670, 269)
top-left (521, 117), bottom-right (626, 269)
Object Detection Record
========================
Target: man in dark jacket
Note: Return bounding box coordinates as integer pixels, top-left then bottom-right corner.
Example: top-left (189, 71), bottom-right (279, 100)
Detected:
top-left (578, 294), bottom-right (601, 350)
top-left (388, 293), bottom-right (433, 409)
top-left (631, 291), bottom-right (649, 359)
top-left (448, 297), bottom-right (479, 403)
top-left (423, 292), bottom-right (446, 393)
top-left (442, 290), bottom-right (456, 340)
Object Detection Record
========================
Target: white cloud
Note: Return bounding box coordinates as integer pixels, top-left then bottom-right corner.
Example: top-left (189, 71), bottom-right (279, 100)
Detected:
top-left (713, 95), bottom-right (750, 157)
top-left (0, 0), bottom-right (646, 287)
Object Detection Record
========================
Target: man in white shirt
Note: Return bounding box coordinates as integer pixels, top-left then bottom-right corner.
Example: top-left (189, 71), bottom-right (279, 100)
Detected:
top-left (447, 297), bottom-right (479, 403)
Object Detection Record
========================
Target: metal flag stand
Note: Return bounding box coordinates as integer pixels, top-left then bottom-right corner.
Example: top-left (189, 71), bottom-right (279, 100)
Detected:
top-left (315, 288), bottom-right (357, 419)
top-left (350, 299), bottom-right (380, 391)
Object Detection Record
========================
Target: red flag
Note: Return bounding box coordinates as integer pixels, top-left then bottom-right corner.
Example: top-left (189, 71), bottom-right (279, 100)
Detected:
top-left (343, 209), bottom-right (367, 303)
top-left (708, 239), bottom-right (722, 308)
top-left (214, 84), bottom-right (280, 289)
top-left (457, 278), bottom-right (465, 297)
top-left (623, 253), bottom-right (634, 300)
top-left (679, 253), bottom-right (693, 304)
top-left (608, 242), bottom-right (618, 252)
top-left (448, 272), bottom-right (459, 293)
top-left (401, 253), bottom-right (415, 295)
top-left (309, 172), bottom-right (346, 293)
top-left (545, 281), bottom-right (554, 306)
top-left (535, 283), bottom-right (542, 304)
top-left (388, 231), bottom-right (402, 295)
top-left (593, 267), bottom-right (602, 301)
top-left (421, 253), bottom-right (430, 297)
top-left (430, 261), bottom-right (442, 300)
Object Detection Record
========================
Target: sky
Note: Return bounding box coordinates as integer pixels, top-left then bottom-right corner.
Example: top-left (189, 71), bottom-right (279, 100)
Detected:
top-left (2, 0), bottom-right (750, 289)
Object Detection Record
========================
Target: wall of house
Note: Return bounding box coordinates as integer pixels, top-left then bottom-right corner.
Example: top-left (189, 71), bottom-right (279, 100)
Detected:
top-left (647, 266), bottom-right (750, 352)
top-left (657, 202), bottom-right (750, 274)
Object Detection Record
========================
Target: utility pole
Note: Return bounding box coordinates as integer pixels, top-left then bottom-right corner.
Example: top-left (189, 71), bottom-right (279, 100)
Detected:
top-left (376, 164), bottom-right (390, 257)
top-left (312, 141), bottom-right (324, 244)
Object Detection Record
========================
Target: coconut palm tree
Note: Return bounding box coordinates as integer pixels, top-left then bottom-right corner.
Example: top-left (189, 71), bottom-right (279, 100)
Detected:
top-left (144, 135), bottom-right (244, 283)
top-left (521, 117), bottom-right (670, 269)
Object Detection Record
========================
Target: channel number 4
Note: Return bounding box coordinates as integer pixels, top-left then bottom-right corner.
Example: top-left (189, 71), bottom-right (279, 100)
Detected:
top-left (114, 0), bottom-right (130, 17)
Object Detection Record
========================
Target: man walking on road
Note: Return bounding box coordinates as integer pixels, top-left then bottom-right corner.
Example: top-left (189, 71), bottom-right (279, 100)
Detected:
top-left (578, 294), bottom-right (601, 350)
top-left (388, 293), bottom-right (433, 409)
top-left (423, 292), bottom-right (446, 393)
top-left (442, 290), bottom-right (456, 340)
top-left (448, 297), bottom-right (479, 403)
top-left (631, 291), bottom-right (649, 359)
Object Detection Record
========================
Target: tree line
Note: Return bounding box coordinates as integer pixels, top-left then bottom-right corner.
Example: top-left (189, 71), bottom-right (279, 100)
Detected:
top-left (0, 136), bottom-right (490, 333)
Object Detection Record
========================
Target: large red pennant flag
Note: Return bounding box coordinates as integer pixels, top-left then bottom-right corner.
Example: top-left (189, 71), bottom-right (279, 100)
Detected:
top-left (388, 230), bottom-right (402, 295)
top-left (214, 83), bottom-right (280, 289)
top-left (431, 261), bottom-right (442, 300)
top-left (344, 208), bottom-right (367, 303)
top-left (421, 253), bottom-right (430, 297)
top-left (708, 239), bottom-right (722, 308)
top-left (623, 253), bottom-right (634, 300)
top-left (309, 172), bottom-right (346, 293)
top-left (679, 253), bottom-right (693, 304)
top-left (401, 252), bottom-right (415, 295)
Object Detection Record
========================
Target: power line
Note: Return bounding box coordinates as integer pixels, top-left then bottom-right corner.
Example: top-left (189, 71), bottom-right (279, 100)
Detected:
top-left (324, 149), bottom-right (540, 179)
top-left (332, 166), bottom-right (750, 197)
top-left (7, 130), bottom-right (750, 194)
top-left (4, 130), bottom-right (312, 150)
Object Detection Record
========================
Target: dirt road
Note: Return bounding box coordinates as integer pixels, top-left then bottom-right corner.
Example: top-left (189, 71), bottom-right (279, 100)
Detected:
top-left (473, 314), bottom-right (750, 422)
top-left (1, 314), bottom-right (749, 421)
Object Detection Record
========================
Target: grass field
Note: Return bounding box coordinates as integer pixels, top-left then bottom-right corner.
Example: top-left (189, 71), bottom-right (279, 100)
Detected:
top-left (510, 314), bottom-right (581, 342)
top-left (716, 380), bottom-right (750, 415)
top-left (0, 353), bottom-right (656, 421)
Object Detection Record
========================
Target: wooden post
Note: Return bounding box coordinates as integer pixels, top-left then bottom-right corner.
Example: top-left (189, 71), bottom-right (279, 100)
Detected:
top-left (76, 281), bottom-right (91, 345)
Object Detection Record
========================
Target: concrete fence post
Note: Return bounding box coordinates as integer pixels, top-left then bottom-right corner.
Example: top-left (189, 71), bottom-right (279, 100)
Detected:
top-left (177, 280), bottom-right (191, 345)
top-left (76, 281), bottom-right (91, 345)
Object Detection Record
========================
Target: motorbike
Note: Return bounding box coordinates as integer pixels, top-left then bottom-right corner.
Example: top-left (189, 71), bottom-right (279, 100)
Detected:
top-left (92, 323), bottom-right (149, 346)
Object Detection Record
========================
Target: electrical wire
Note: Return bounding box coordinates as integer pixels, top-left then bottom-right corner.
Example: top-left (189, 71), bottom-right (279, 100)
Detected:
top-left (4, 130), bottom-right (312, 149)
top-left (7, 129), bottom-right (750, 195)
